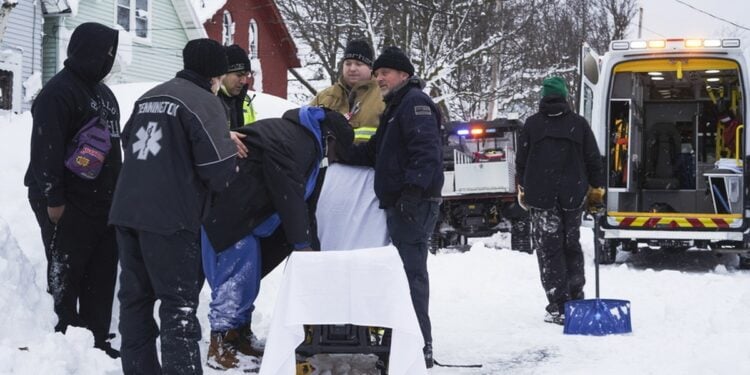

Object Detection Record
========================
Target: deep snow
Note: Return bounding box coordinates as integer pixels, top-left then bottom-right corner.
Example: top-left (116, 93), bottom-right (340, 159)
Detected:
top-left (1, 83), bottom-right (749, 374)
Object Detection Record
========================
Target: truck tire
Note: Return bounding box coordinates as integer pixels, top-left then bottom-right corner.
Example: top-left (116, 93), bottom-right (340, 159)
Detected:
top-left (594, 218), bottom-right (617, 264)
top-left (511, 219), bottom-right (533, 254)
top-left (739, 254), bottom-right (750, 270)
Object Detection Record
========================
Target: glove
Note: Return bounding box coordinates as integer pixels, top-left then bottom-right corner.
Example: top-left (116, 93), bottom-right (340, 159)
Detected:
top-left (586, 186), bottom-right (606, 214)
top-left (517, 185), bottom-right (528, 211)
top-left (396, 185), bottom-right (422, 224)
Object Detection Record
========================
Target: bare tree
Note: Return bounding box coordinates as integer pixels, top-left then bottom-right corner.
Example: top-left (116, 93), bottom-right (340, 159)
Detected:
top-left (279, 0), bottom-right (637, 120)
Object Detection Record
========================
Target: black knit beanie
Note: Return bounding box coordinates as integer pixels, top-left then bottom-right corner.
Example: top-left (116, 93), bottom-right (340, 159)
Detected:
top-left (372, 46), bottom-right (414, 76)
top-left (225, 44), bottom-right (252, 73)
top-left (183, 38), bottom-right (228, 78)
top-left (343, 39), bottom-right (374, 67)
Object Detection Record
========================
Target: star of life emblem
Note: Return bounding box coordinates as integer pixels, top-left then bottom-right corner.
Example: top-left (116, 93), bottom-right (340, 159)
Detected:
top-left (132, 121), bottom-right (162, 160)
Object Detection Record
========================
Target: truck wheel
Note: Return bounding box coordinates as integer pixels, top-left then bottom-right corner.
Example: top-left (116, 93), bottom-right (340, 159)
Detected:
top-left (739, 254), bottom-right (750, 270)
top-left (510, 219), bottom-right (532, 253)
top-left (594, 218), bottom-right (617, 264)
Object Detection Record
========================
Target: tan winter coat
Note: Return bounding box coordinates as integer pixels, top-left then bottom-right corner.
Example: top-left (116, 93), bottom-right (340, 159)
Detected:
top-left (310, 77), bottom-right (384, 142)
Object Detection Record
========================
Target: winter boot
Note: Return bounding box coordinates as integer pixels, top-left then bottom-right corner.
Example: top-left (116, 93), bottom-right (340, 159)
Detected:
top-left (239, 324), bottom-right (265, 356)
top-left (207, 331), bottom-right (239, 370)
top-left (423, 342), bottom-right (434, 369)
top-left (543, 303), bottom-right (565, 326)
top-left (94, 340), bottom-right (120, 359)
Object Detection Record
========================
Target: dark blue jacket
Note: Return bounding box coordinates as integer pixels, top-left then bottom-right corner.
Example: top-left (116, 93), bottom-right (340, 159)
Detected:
top-left (348, 77), bottom-right (443, 207)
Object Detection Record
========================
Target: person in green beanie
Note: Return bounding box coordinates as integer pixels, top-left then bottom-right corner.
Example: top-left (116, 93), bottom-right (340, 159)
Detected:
top-left (515, 75), bottom-right (605, 325)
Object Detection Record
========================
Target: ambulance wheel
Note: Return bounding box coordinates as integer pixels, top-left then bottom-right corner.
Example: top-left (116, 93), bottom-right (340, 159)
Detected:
top-left (597, 240), bottom-right (618, 265)
top-left (510, 219), bottom-right (532, 253)
top-left (594, 219), bottom-right (617, 264)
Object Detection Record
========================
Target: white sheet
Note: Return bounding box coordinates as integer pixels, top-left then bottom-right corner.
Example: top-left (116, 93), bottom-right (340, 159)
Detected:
top-left (258, 246), bottom-right (427, 375)
top-left (316, 164), bottom-right (389, 250)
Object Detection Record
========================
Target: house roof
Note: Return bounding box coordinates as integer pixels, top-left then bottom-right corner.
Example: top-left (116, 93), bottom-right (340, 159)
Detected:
top-left (261, 0), bottom-right (300, 68)
top-left (171, 0), bottom-right (208, 40)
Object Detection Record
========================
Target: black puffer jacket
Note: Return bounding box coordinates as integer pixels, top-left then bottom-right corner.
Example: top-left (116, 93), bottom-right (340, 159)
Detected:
top-left (202, 108), bottom-right (322, 251)
top-left (516, 95), bottom-right (605, 210)
top-left (24, 22), bottom-right (121, 217)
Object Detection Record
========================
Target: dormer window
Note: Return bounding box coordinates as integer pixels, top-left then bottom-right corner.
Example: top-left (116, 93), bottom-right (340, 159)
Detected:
top-left (117, 0), bottom-right (150, 40)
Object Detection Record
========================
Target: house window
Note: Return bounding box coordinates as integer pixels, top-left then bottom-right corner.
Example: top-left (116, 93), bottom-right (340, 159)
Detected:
top-left (248, 19), bottom-right (258, 59)
top-left (0, 70), bottom-right (12, 110)
top-left (222, 11), bottom-right (234, 46)
top-left (40, 0), bottom-right (72, 16)
top-left (117, 0), bottom-right (150, 39)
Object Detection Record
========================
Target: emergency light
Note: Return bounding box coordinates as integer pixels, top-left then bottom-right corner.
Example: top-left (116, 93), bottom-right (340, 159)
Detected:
top-left (610, 38), bottom-right (741, 51)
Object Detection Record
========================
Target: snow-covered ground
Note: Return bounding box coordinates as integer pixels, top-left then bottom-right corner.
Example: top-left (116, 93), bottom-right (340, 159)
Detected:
top-left (1, 83), bottom-right (750, 374)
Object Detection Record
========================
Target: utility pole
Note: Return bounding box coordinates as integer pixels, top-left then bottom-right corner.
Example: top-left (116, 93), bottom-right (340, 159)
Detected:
top-left (638, 7), bottom-right (643, 38)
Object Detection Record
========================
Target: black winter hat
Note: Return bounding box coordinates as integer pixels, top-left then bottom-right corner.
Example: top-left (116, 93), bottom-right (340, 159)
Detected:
top-left (225, 44), bottom-right (252, 73)
top-left (343, 39), bottom-right (374, 67)
top-left (183, 38), bottom-right (228, 78)
top-left (372, 46), bottom-right (414, 76)
top-left (320, 109), bottom-right (354, 159)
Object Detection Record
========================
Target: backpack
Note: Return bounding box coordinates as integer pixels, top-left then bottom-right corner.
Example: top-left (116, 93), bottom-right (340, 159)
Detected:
top-left (64, 115), bottom-right (112, 180)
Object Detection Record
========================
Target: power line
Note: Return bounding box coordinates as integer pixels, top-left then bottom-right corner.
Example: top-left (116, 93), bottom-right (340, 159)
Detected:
top-left (674, 0), bottom-right (750, 32)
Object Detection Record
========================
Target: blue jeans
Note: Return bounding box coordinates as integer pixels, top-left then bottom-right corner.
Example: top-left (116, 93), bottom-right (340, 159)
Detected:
top-left (202, 214), bottom-right (280, 332)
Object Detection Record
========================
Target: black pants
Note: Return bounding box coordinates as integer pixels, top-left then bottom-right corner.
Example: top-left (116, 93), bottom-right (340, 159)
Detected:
top-left (529, 205), bottom-right (585, 312)
top-left (386, 199), bottom-right (440, 345)
top-left (29, 199), bottom-right (118, 344)
top-left (117, 227), bottom-right (204, 375)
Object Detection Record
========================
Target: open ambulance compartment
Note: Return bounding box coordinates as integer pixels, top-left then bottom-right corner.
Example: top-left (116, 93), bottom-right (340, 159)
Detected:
top-left (605, 58), bottom-right (745, 219)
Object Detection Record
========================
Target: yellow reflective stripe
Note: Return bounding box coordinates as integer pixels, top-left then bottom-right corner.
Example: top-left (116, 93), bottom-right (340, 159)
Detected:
top-left (699, 218), bottom-right (718, 228)
top-left (354, 126), bottom-right (377, 140)
top-left (630, 216), bottom-right (650, 227)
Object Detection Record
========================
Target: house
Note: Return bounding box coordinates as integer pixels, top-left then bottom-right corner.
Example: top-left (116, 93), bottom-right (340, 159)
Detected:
top-left (38, 0), bottom-right (206, 89)
top-left (198, 0), bottom-right (301, 99)
top-left (0, 0), bottom-right (44, 112)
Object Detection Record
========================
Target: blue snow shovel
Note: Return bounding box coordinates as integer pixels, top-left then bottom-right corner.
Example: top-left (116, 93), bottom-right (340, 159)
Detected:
top-left (563, 213), bottom-right (632, 335)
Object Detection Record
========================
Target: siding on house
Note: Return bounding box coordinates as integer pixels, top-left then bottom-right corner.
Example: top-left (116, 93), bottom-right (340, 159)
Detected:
top-left (43, 0), bottom-right (196, 85)
top-left (1, 1), bottom-right (43, 112)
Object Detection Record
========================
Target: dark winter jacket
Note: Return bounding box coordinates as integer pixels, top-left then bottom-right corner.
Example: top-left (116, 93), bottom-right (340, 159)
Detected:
top-left (108, 70), bottom-right (237, 235)
top-left (516, 95), bottom-right (605, 210)
top-left (202, 108), bottom-right (325, 251)
top-left (347, 77), bottom-right (443, 207)
top-left (24, 22), bottom-right (121, 217)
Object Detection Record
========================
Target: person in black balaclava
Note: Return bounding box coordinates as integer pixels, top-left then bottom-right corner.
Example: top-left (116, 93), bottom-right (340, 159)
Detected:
top-left (24, 22), bottom-right (122, 358)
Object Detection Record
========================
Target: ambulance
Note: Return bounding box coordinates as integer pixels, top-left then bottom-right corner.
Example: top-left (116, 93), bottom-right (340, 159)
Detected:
top-left (580, 38), bottom-right (750, 268)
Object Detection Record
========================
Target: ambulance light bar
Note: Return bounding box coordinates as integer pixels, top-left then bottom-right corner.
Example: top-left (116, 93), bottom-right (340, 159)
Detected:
top-left (610, 38), bottom-right (741, 51)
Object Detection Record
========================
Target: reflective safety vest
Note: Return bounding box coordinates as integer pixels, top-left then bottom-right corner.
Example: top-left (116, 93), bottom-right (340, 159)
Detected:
top-left (243, 94), bottom-right (257, 125)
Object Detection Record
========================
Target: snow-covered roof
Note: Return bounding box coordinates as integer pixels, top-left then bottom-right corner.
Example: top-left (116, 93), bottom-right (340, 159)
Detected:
top-left (188, 0), bottom-right (227, 23)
